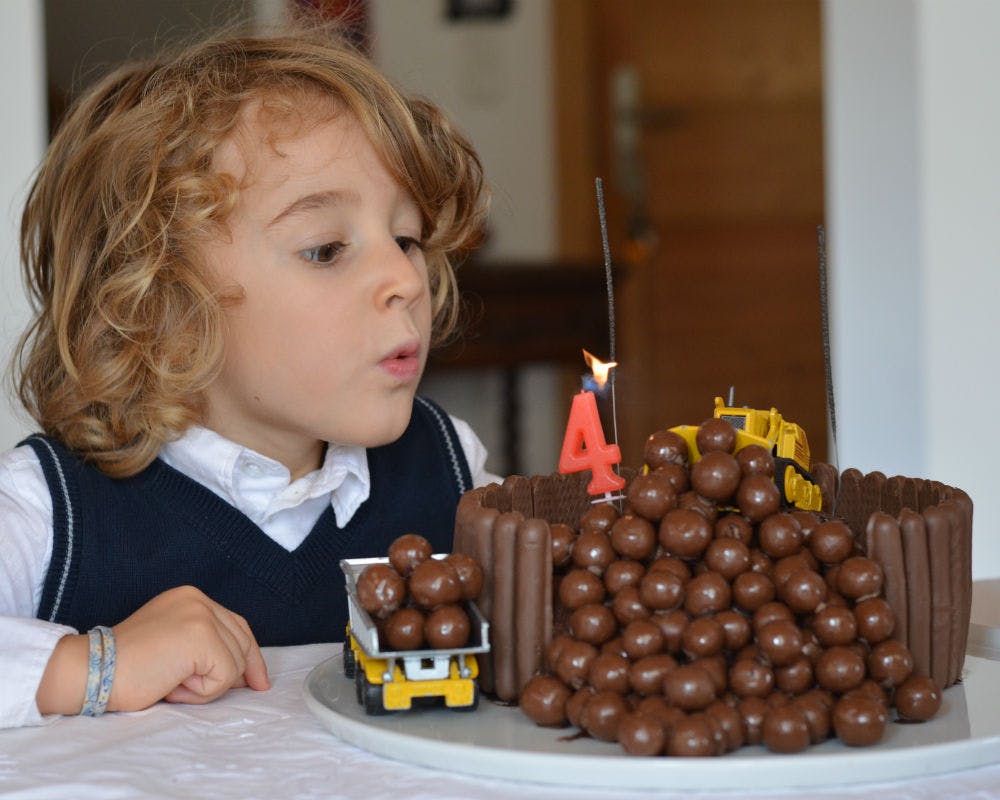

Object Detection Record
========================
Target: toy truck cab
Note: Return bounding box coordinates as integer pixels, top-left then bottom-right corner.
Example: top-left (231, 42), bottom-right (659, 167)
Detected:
top-left (340, 556), bottom-right (490, 715)
top-left (670, 396), bottom-right (823, 512)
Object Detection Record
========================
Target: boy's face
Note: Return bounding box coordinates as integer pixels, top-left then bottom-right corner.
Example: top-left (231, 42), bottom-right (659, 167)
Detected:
top-left (201, 102), bottom-right (432, 477)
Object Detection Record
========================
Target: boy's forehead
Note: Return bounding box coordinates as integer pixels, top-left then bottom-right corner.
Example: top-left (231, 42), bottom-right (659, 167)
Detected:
top-left (212, 94), bottom-right (346, 185)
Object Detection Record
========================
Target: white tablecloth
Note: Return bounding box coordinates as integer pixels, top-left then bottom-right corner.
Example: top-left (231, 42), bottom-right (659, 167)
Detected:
top-left (1, 640), bottom-right (999, 800)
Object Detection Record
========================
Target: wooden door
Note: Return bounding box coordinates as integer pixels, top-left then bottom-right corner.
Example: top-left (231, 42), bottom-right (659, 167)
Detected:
top-left (555, 0), bottom-right (827, 469)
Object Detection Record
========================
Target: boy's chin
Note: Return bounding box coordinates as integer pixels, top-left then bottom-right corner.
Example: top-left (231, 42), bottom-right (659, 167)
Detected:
top-left (338, 408), bottom-right (413, 449)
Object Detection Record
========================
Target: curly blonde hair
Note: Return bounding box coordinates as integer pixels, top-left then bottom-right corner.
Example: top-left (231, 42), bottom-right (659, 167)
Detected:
top-left (15, 21), bottom-right (488, 478)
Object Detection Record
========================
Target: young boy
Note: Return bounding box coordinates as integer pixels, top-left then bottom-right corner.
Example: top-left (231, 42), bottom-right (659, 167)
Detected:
top-left (0, 21), bottom-right (496, 727)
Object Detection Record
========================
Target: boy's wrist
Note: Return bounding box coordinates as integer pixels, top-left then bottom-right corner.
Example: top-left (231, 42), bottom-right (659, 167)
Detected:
top-left (35, 633), bottom-right (89, 715)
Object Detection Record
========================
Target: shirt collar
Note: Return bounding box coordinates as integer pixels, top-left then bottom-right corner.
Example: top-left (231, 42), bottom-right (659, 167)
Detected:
top-left (158, 425), bottom-right (371, 525)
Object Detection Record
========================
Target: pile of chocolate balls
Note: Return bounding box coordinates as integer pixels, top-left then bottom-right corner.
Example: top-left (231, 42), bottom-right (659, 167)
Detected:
top-left (355, 534), bottom-right (483, 651)
top-left (519, 420), bottom-right (943, 756)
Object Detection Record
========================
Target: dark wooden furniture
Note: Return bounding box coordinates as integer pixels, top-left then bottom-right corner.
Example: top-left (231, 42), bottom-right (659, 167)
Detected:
top-left (427, 261), bottom-right (609, 475)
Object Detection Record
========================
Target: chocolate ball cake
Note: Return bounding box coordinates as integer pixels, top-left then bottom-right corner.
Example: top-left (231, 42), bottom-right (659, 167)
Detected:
top-left (453, 417), bottom-right (973, 756)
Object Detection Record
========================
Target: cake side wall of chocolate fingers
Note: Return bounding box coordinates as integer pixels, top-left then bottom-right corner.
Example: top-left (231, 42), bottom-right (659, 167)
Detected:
top-left (817, 464), bottom-right (975, 689)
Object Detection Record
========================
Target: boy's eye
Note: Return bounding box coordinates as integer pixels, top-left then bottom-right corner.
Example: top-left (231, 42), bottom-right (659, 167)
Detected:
top-left (301, 242), bottom-right (344, 265)
top-left (395, 236), bottom-right (423, 254)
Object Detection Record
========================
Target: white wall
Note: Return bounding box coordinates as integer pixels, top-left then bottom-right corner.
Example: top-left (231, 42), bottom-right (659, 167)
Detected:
top-left (372, 0), bottom-right (562, 477)
top-left (0, 2), bottom-right (46, 450)
top-left (824, 0), bottom-right (1000, 578)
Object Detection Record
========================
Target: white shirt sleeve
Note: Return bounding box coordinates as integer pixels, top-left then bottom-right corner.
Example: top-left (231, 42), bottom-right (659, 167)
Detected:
top-left (448, 415), bottom-right (503, 488)
top-left (0, 444), bottom-right (77, 728)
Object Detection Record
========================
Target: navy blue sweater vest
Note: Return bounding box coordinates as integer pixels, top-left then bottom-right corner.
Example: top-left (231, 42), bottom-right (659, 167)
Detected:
top-left (26, 396), bottom-right (472, 646)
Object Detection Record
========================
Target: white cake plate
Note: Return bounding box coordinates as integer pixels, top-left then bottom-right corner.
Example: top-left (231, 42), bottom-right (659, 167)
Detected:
top-left (304, 653), bottom-right (1000, 791)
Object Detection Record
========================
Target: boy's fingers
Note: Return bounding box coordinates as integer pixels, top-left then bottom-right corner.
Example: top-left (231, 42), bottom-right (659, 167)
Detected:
top-left (209, 602), bottom-right (270, 691)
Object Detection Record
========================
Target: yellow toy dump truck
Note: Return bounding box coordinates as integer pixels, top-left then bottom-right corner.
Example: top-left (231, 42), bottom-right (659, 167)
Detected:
top-left (670, 396), bottom-right (823, 512)
top-left (340, 557), bottom-right (490, 715)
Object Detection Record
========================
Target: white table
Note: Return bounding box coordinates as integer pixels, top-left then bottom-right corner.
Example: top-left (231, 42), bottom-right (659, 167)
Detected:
top-left (2, 584), bottom-right (1000, 800)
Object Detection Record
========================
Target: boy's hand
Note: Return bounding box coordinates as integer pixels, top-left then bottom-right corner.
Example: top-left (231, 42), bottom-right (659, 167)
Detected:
top-left (36, 585), bottom-right (270, 715)
top-left (108, 585), bottom-right (270, 710)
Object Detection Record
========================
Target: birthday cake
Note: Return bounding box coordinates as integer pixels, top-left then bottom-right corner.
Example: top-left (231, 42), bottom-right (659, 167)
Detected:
top-left (452, 404), bottom-right (973, 755)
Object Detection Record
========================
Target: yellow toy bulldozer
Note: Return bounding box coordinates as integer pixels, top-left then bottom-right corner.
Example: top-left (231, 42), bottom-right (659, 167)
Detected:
top-left (670, 396), bottom-right (823, 512)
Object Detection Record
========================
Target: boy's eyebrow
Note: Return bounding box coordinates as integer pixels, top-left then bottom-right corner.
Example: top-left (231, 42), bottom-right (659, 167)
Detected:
top-left (267, 188), bottom-right (361, 227)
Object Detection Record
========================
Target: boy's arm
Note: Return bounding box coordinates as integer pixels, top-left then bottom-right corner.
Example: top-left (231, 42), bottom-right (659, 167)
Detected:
top-left (0, 617), bottom-right (78, 727)
top-left (35, 586), bottom-right (270, 716)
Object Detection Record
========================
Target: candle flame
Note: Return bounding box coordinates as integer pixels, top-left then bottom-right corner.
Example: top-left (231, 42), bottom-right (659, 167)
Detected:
top-left (583, 349), bottom-right (617, 390)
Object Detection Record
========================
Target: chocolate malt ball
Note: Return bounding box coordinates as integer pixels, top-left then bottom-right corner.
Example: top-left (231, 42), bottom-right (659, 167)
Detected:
top-left (611, 585), bottom-right (651, 626)
top-left (704, 537), bottom-right (751, 581)
top-left (763, 705), bottom-right (811, 753)
top-left (570, 602), bottom-right (618, 646)
top-left (778, 569), bottom-right (828, 615)
top-left (579, 691), bottom-right (630, 742)
top-left (622, 618), bottom-right (666, 659)
top-left (549, 523), bottom-right (576, 569)
top-left (558, 568), bottom-right (606, 609)
top-left (356, 563), bottom-right (406, 619)
top-left (684, 571), bottom-right (732, 616)
top-left (638, 569), bottom-right (684, 611)
top-left (629, 653), bottom-right (679, 696)
top-left (808, 520), bottom-right (855, 565)
top-left (756, 619), bottom-right (805, 667)
top-left (383, 606), bottom-right (426, 650)
top-left (572, 530), bottom-right (617, 575)
top-left (655, 463), bottom-right (690, 495)
top-left (618, 712), bottom-right (666, 756)
top-left (894, 675), bottom-right (942, 721)
top-left (554, 639), bottom-right (599, 690)
top-left (815, 645), bottom-right (866, 693)
top-left (696, 418), bottom-right (737, 455)
top-left (837, 556), bottom-right (884, 600)
top-left (667, 714), bottom-right (716, 756)
top-left (408, 558), bottom-right (462, 610)
top-left (659, 508), bottom-right (713, 559)
top-left (832, 694), bottom-right (887, 747)
top-left (626, 471), bottom-right (678, 523)
top-left (604, 559), bottom-right (646, 595)
top-left (867, 639), bottom-right (914, 688)
top-left (664, 664), bottom-right (717, 711)
top-left (444, 552), bottom-right (484, 600)
top-left (644, 430), bottom-right (689, 469)
top-left (758, 513), bottom-right (804, 559)
top-left (579, 502), bottom-right (619, 536)
top-left (520, 675), bottom-right (572, 727)
top-left (737, 475), bottom-right (782, 522)
top-left (610, 515), bottom-right (658, 560)
top-left (737, 444), bottom-right (774, 478)
top-left (691, 452), bottom-right (741, 502)
top-left (388, 533), bottom-right (433, 577)
top-left (424, 604), bottom-right (471, 649)
top-left (588, 652), bottom-right (632, 694)
top-left (854, 597), bottom-right (896, 644)
top-left (811, 605), bottom-right (859, 647)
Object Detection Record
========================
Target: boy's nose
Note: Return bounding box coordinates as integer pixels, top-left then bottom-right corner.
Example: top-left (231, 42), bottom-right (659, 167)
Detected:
top-left (377, 241), bottom-right (427, 309)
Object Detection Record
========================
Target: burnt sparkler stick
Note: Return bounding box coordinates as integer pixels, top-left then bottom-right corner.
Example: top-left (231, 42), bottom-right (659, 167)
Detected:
top-left (595, 177), bottom-right (621, 464)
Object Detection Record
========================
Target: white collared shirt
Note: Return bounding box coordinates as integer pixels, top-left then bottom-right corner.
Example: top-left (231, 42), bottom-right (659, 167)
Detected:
top-left (0, 418), bottom-right (499, 728)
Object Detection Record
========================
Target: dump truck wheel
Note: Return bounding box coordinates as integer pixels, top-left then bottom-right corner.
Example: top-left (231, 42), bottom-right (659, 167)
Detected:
top-left (361, 674), bottom-right (390, 716)
top-left (343, 646), bottom-right (356, 680)
top-left (355, 667), bottom-right (364, 705)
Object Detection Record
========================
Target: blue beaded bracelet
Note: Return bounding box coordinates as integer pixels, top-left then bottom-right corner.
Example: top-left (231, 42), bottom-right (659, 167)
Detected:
top-left (94, 625), bottom-right (116, 715)
top-left (80, 625), bottom-right (116, 717)
top-left (80, 628), bottom-right (103, 717)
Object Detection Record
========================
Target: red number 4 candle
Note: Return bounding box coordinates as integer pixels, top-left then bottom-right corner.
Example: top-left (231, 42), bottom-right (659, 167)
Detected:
top-left (558, 351), bottom-right (625, 496)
